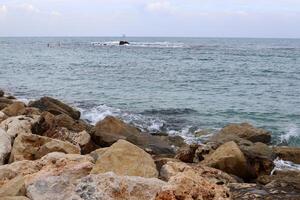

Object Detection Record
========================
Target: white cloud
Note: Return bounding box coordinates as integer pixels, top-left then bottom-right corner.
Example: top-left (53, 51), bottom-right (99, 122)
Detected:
top-left (20, 4), bottom-right (40, 13)
top-left (51, 11), bottom-right (62, 17)
top-left (0, 5), bottom-right (7, 14)
top-left (146, 1), bottom-right (176, 14)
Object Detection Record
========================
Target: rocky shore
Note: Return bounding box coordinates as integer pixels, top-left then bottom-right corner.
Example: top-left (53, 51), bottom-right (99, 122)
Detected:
top-left (0, 89), bottom-right (300, 200)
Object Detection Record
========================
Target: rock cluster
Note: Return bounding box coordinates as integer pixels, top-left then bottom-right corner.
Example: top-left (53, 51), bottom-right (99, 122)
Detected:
top-left (0, 89), bottom-right (299, 200)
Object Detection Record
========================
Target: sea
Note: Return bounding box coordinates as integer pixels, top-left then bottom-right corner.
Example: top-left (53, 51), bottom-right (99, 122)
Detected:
top-left (0, 37), bottom-right (300, 146)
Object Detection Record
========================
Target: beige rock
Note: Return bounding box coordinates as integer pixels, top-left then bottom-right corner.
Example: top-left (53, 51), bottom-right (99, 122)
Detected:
top-left (202, 141), bottom-right (252, 179)
top-left (0, 128), bottom-right (11, 165)
top-left (0, 197), bottom-right (30, 200)
top-left (2, 102), bottom-right (26, 117)
top-left (27, 172), bottom-right (166, 200)
top-left (91, 139), bottom-right (158, 178)
top-left (274, 146), bottom-right (300, 164)
top-left (219, 123), bottom-right (271, 144)
top-left (156, 168), bottom-right (231, 200)
top-left (28, 96), bottom-right (81, 120)
top-left (55, 113), bottom-right (91, 132)
top-left (0, 115), bottom-right (39, 140)
top-left (0, 176), bottom-right (25, 197)
top-left (89, 147), bottom-right (108, 162)
top-left (9, 134), bottom-right (80, 163)
top-left (0, 152), bottom-right (94, 187)
top-left (0, 111), bottom-right (8, 123)
top-left (175, 144), bottom-right (201, 163)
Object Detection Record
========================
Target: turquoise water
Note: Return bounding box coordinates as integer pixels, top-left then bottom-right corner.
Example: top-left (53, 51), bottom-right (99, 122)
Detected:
top-left (0, 37), bottom-right (299, 145)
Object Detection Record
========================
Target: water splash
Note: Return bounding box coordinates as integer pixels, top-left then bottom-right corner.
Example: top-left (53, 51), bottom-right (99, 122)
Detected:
top-left (271, 158), bottom-right (300, 175)
top-left (280, 124), bottom-right (299, 144)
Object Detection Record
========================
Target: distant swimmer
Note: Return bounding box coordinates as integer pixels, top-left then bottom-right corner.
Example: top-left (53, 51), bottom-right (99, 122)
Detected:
top-left (119, 41), bottom-right (129, 45)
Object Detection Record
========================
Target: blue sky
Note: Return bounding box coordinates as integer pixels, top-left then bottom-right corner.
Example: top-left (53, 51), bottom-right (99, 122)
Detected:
top-left (0, 0), bottom-right (300, 37)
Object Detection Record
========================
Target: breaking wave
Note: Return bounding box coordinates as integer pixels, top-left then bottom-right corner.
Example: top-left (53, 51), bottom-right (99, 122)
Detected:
top-left (91, 41), bottom-right (185, 48)
top-left (271, 158), bottom-right (300, 175)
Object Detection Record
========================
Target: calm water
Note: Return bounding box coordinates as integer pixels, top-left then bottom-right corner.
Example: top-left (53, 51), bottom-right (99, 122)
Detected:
top-left (0, 37), bottom-right (300, 145)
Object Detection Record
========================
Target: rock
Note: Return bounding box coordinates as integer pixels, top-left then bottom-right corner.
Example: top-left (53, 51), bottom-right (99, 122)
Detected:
top-left (153, 157), bottom-right (179, 173)
top-left (156, 165), bottom-right (231, 200)
top-left (28, 97), bottom-right (80, 120)
top-left (9, 134), bottom-right (80, 162)
top-left (119, 40), bottom-right (129, 45)
top-left (208, 131), bottom-right (254, 149)
top-left (91, 139), bottom-right (158, 178)
top-left (27, 172), bottom-right (166, 200)
top-left (89, 147), bottom-right (108, 162)
top-left (0, 128), bottom-right (11, 165)
top-left (202, 141), bottom-right (253, 180)
top-left (0, 152), bottom-right (94, 187)
top-left (0, 176), bottom-right (25, 197)
top-left (0, 111), bottom-right (8, 123)
top-left (0, 97), bottom-right (13, 110)
top-left (228, 182), bottom-right (300, 200)
top-left (0, 115), bottom-right (39, 140)
top-left (160, 161), bottom-right (237, 185)
top-left (219, 123), bottom-right (271, 144)
top-left (92, 116), bottom-right (140, 146)
top-left (2, 102), bottom-right (26, 117)
top-left (156, 135), bottom-right (186, 148)
top-left (55, 113), bottom-right (91, 132)
top-left (0, 197), bottom-right (30, 200)
top-left (93, 116), bottom-right (174, 155)
top-left (175, 144), bottom-right (200, 163)
top-left (0, 90), bottom-right (4, 97)
top-left (24, 107), bottom-right (41, 116)
top-left (274, 146), bottom-right (300, 164)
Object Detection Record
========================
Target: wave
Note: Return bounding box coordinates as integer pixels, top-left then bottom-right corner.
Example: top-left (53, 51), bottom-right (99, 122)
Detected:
top-left (91, 41), bottom-right (185, 48)
top-left (280, 124), bottom-right (299, 144)
top-left (140, 108), bottom-right (198, 115)
top-left (271, 158), bottom-right (300, 175)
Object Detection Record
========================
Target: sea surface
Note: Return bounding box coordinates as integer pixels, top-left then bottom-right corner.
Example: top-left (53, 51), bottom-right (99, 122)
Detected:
top-left (0, 37), bottom-right (300, 146)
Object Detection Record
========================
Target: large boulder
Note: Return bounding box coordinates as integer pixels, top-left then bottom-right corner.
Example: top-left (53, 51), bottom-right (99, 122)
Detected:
top-left (9, 134), bottom-right (80, 162)
top-left (1, 102), bottom-right (26, 117)
top-left (93, 116), bottom-right (174, 155)
top-left (0, 176), bottom-right (25, 197)
top-left (156, 166), bottom-right (231, 200)
top-left (28, 97), bottom-right (80, 120)
top-left (0, 152), bottom-right (94, 188)
top-left (273, 146), bottom-right (300, 164)
top-left (27, 172), bottom-right (166, 200)
top-left (219, 123), bottom-right (271, 144)
top-left (0, 115), bottom-right (39, 140)
top-left (55, 113), bottom-right (91, 132)
top-left (91, 139), bottom-right (158, 178)
top-left (0, 97), bottom-right (13, 110)
top-left (0, 128), bottom-right (11, 165)
top-left (201, 141), bottom-right (253, 180)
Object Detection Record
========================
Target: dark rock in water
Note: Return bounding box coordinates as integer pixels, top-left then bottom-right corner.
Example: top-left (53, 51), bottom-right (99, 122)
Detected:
top-left (219, 123), bottom-right (271, 144)
top-left (119, 41), bottom-right (129, 45)
top-left (0, 90), bottom-right (4, 97)
top-left (29, 97), bottom-right (80, 120)
top-left (273, 146), bottom-right (300, 164)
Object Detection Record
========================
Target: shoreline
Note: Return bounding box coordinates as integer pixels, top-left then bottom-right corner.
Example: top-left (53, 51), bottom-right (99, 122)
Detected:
top-left (0, 89), bottom-right (300, 199)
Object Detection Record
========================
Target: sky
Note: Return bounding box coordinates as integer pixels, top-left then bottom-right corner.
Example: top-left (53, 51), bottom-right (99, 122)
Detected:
top-left (0, 0), bottom-right (300, 38)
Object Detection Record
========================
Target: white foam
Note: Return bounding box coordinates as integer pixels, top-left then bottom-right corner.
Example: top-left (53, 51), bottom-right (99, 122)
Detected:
top-left (91, 41), bottom-right (185, 48)
top-left (280, 124), bottom-right (299, 143)
top-left (271, 157), bottom-right (300, 175)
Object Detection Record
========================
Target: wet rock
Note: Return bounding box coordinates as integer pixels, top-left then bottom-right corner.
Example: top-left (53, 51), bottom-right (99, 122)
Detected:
top-left (91, 139), bottom-right (158, 178)
top-left (0, 115), bottom-right (39, 140)
top-left (0, 176), bottom-right (25, 197)
top-left (156, 164), bottom-right (231, 200)
top-left (273, 146), bottom-right (300, 164)
top-left (9, 134), bottom-right (80, 162)
top-left (0, 90), bottom-right (4, 97)
top-left (0, 128), bottom-right (11, 165)
top-left (29, 96), bottom-right (80, 120)
top-left (119, 40), bottom-right (129, 45)
top-left (219, 123), bottom-right (271, 144)
top-left (27, 172), bottom-right (165, 200)
top-left (2, 102), bottom-right (26, 117)
top-left (202, 141), bottom-right (253, 180)
top-left (209, 131), bottom-right (254, 149)
top-left (92, 116), bottom-right (140, 146)
top-left (93, 116), bottom-right (174, 155)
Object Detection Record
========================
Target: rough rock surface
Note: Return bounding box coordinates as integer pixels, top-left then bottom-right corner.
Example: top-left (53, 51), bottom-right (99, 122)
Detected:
top-left (156, 167), bottom-right (231, 200)
top-left (0, 111), bottom-right (8, 123)
top-left (91, 140), bottom-right (158, 178)
top-left (0, 128), bottom-right (11, 165)
top-left (2, 102), bottom-right (26, 117)
top-left (219, 123), bottom-right (271, 144)
top-left (29, 97), bottom-right (80, 120)
top-left (202, 141), bottom-right (253, 179)
top-left (0, 197), bottom-right (30, 200)
top-left (9, 134), bottom-right (80, 162)
top-left (273, 146), bottom-right (300, 164)
top-left (0, 97), bottom-right (13, 110)
top-left (0, 115), bottom-right (38, 140)
top-left (0, 176), bottom-right (25, 197)
top-left (27, 172), bottom-right (166, 200)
